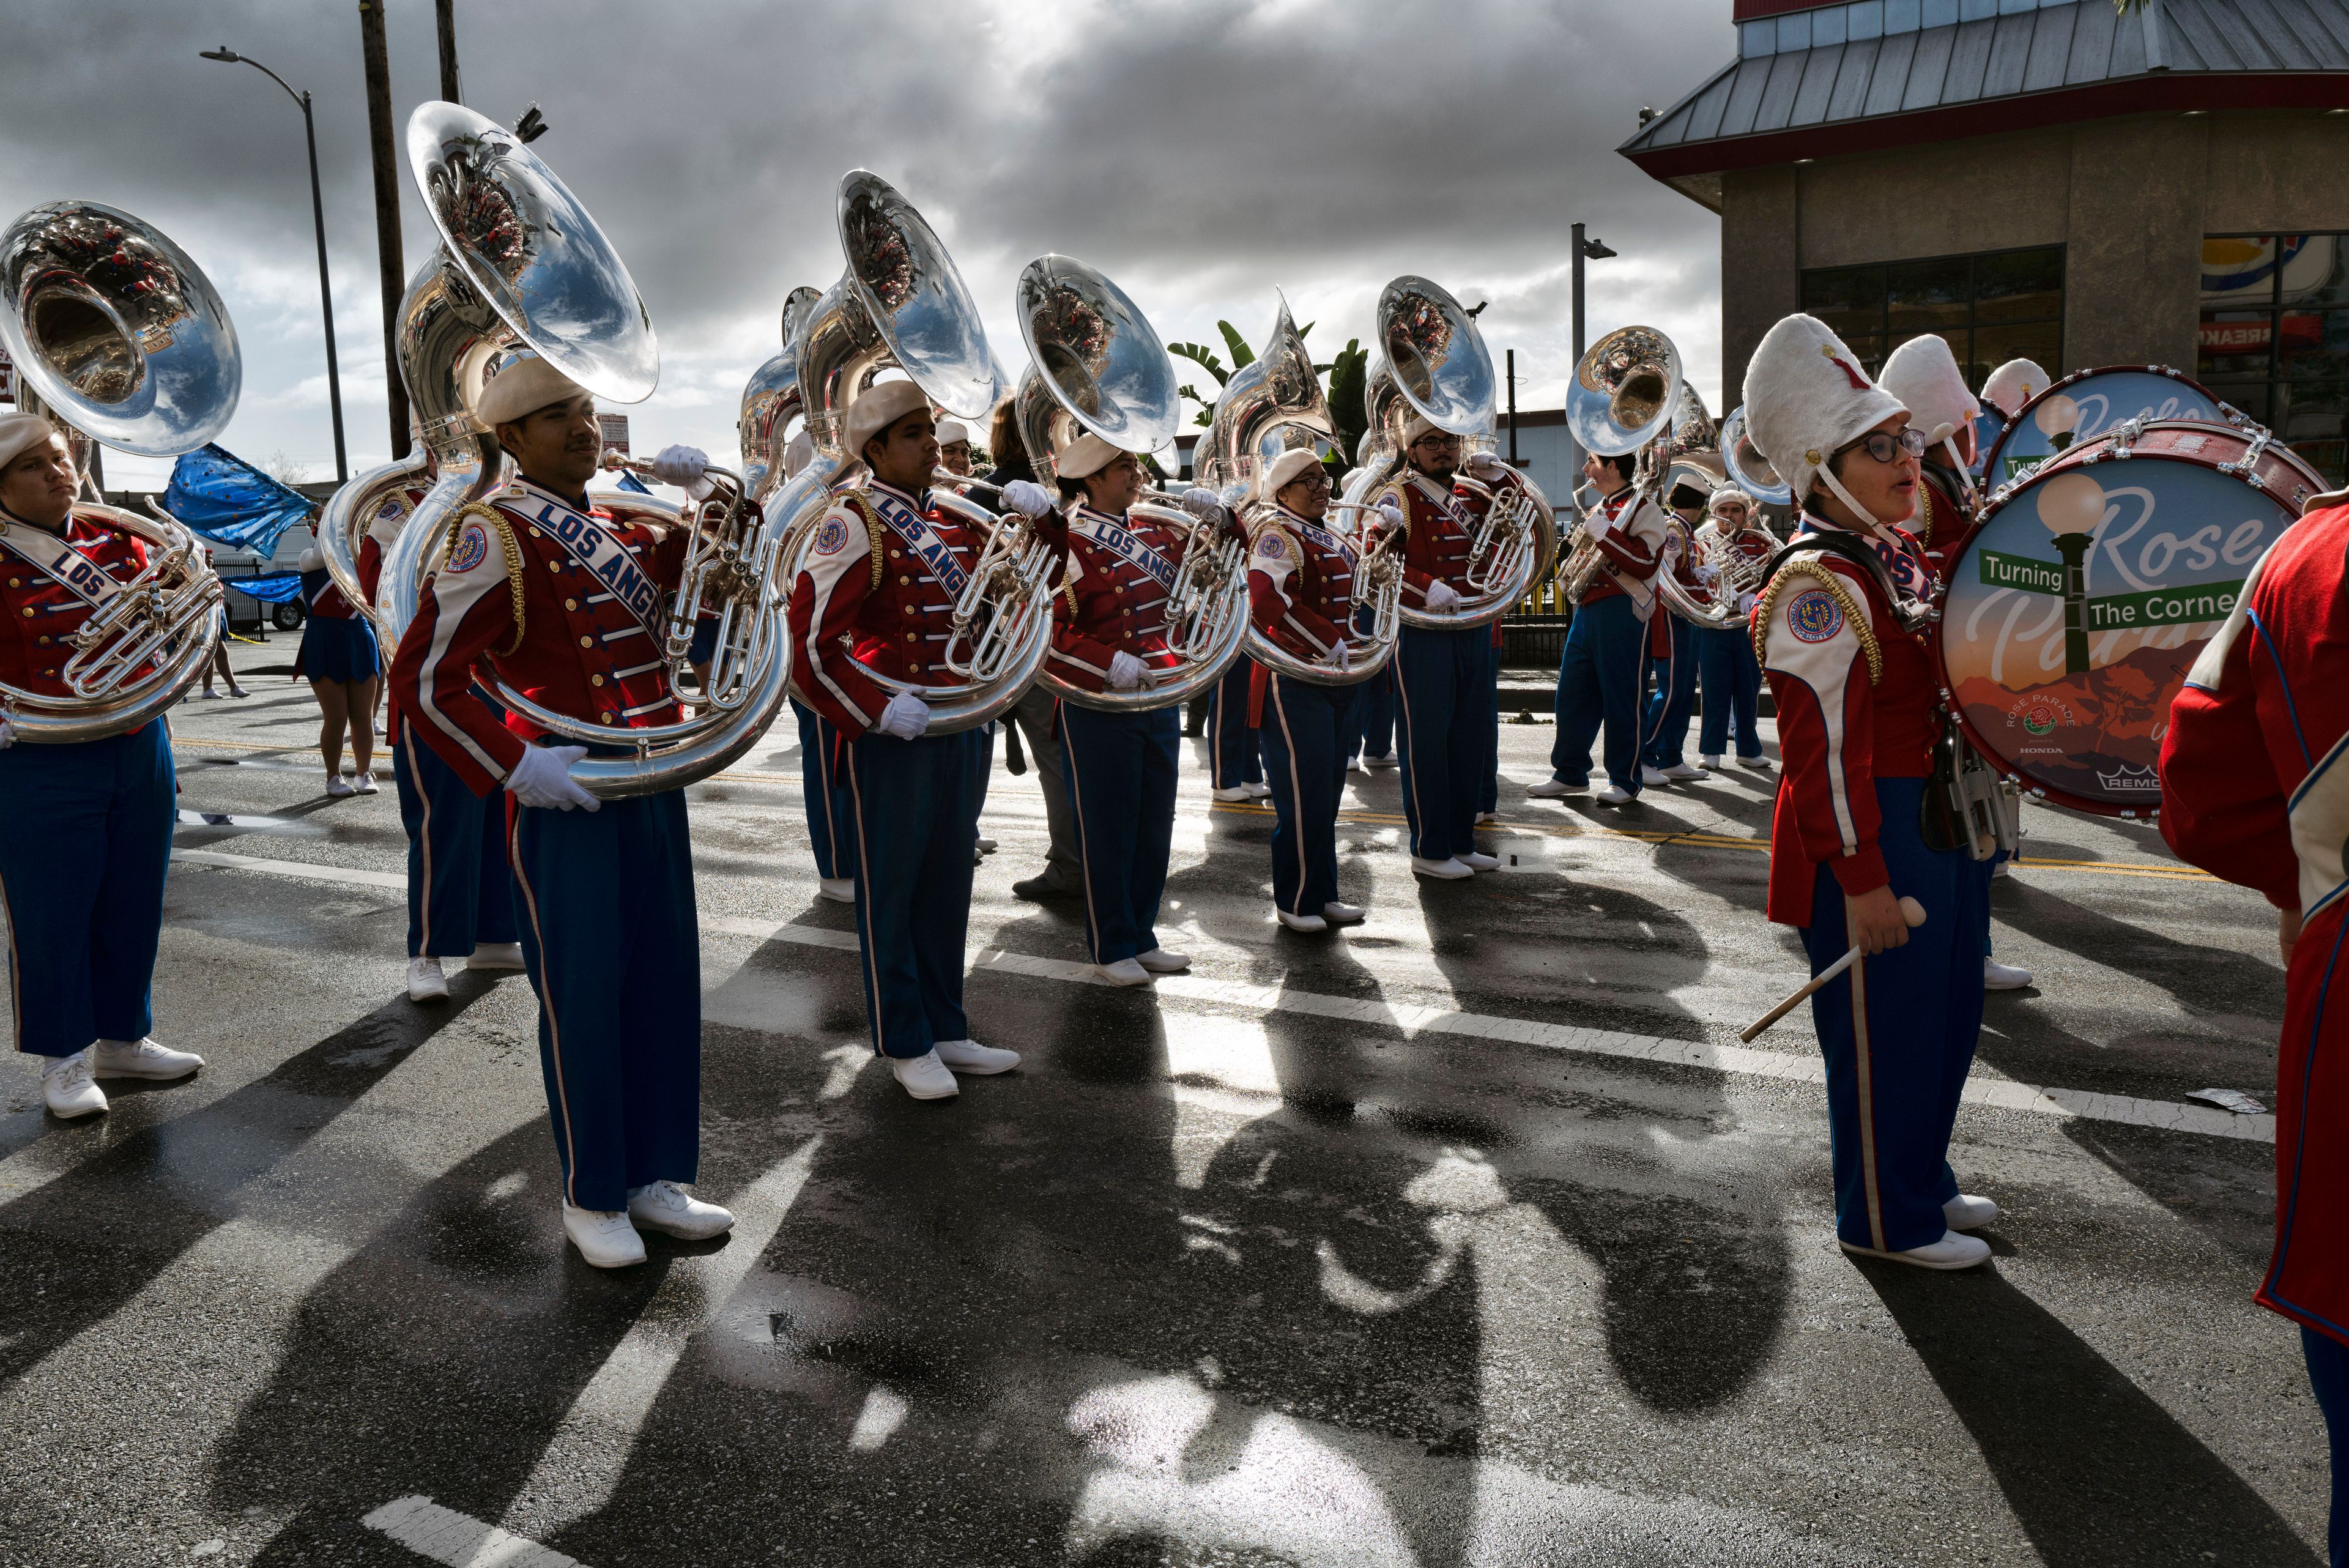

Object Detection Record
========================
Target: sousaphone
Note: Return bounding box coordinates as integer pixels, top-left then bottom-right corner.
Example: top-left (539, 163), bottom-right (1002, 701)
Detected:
top-left (0, 201), bottom-right (236, 741)
top-left (1558, 324), bottom-right (1682, 603)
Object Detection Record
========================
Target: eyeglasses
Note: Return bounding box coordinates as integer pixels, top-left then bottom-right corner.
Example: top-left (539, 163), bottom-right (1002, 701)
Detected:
top-left (1414, 432), bottom-right (1463, 448)
top-left (1841, 428), bottom-right (1927, 465)
top-left (1288, 469), bottom-right (1332, 489)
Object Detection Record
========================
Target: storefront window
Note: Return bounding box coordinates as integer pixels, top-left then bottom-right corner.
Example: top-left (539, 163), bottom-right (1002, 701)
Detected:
top-left (1800, 245), bottom-right (2064, 387)
top-left (2202, 234), bottom-right (2348, 482)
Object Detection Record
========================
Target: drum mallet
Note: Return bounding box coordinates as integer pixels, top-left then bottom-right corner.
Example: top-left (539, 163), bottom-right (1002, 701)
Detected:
top-left (1740, 897), bottom-right (1927, 1042)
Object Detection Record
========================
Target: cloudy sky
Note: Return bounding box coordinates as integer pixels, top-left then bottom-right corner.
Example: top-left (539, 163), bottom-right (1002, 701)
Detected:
top-left (1, 0), bottom-right (1733, 491)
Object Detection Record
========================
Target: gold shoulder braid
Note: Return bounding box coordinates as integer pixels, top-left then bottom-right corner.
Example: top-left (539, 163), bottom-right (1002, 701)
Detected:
top-left (836, 492), bottom-right (889, 592)
top-left (441, 501), bottom-right (529, 656)
top-left (1751, 559), bottom-right (1882, 685)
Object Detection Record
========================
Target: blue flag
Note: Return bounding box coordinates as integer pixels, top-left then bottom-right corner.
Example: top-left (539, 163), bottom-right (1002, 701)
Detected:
top-left (615, 469), bottom-right (653, 494)
top-left (219, 570), bottom-right (305, 604)
top-left (163, 444), bottom-right (317, 555)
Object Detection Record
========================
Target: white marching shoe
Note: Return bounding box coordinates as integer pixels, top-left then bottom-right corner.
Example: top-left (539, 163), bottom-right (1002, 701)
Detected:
top-left (1526, 777), bottom-right (1585, 799)
top-left (353, 770), bottom-right (380, 795)
top-left (562, 1203), bottom-right (648, 1268)
top-left (1277, 910), bottom-right (1328, 933)
top-left (1411, 856), bottom-right (1473, 879)
top-left (468, 942), bottom-right (527, 972)
top-left (1839, 1229), bottom-right (1992, 1271)
top-left (974, 836), bottom-right (998, 855)
top-left (1984, 957), bottom-right (2034, 990)
top-left (1943, 1194), bottom-right (2000, 1232)
top-left (407, 956), bottom-right (449, 1003)
top-left (326, 774), bottom-right (356, 798)
top-left (1594, 783), bottom-right (1636, 806)
top-left (1474, 810), bottom-right (1497, 825)
top-left (91, 1036), bottom-right (203, 1080)
top-left (891, 1049), bottom-right (961, 1099)
top-left (817, 877), bottom-right (856, 904)
top-left (1365, 752), bottom-right (1399, 770)
top-left (1243, 782), bottom-right (1271, 798)
top-left (626, 1180), bottom-right (735, 1239)
top-left (1096, 957), bottom-right (1152, 987)
top-left (935, 1038), bottom-right (1020, 1074)
top-left (41, 1053), bottom-right (106, 1118)
top-left (1699, 754), bottom-right (1724, 768)
top-left (1740, 754), bottom-right (1775, 771)
top-left (1455, 851), bottom-right (1501, 872)
top-left (1660, 762), bottom-right (1709, 781)
top-left (1640, 765), bottom-right (1671, 787)
top-left (1321, 901), bottom-right (1366, 924)
top-left (1211, 786), bottom-right (1252, 802)
top-left (1136, 948), bottom-right (1190, 973)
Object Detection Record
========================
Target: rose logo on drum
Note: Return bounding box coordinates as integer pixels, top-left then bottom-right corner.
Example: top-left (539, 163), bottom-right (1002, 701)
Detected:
top-left (2016, 700), bottom-right (2065, 737)
top-left (1786, 587), bottom-right (1843, 644)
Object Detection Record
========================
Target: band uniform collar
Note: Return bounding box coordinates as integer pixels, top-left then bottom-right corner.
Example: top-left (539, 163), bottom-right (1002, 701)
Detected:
top-left (513, 474), bottom-right (596, 514)
top-left (0, 499), bottom-right (70, 538)
top-left (868, 477), bottom-right (930, 511)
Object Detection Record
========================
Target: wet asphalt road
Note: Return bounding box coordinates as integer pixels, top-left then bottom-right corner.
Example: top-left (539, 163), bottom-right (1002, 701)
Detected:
top-left (0, 645), bottom-right (2328, 1567)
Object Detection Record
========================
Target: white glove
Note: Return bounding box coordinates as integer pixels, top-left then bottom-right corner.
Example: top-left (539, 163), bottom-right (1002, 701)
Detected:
top-left (1180, 486), bottom-right (1223, 519)
top-left (651, 444), bottom-right (715, 501)
top-left (1694, 563), bottom-right (1723, 586)
top-left (1376, 498), bottom-right (1405, 529)
top-left (505, 745), bottom-right (599, 812)
top-left (1736, 590), bottom-right (1759, 615)
top-left (1465, 452), bottom-right (1509, 481)
top-left (874, 689), bottom-right (931, 740)
top-left (1423, 580), bottom-right (1461, 612)
top-left (1584, 507), bottom-right (1616, 542)
top-left (1332, 639), bottom-right (1351, 672)
top-left (1107, 650), bottom-right (1148, 692)
top-left (0, 715), bottom-right (17, 750)
top-left (1001, 478), bottom-right (1056, 519)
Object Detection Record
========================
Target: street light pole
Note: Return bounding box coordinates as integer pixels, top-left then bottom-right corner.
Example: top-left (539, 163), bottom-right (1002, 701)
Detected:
top-left (201, 48), bottom-right (350, 483)
top-left (1568, 224), bottom-right (1617, 490)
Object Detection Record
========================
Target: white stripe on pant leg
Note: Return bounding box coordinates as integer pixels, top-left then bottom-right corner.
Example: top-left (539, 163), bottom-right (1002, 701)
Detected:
top-left (1270, 680), bottom-right (1311, 914)
top-left (843, 741), bottom-right (894, 1060)
top-left (507, 817), bottom-right (582, 1213)
top-left (1062, 714), bottom-right (1107, 962)
top-left (1393, 644), bottom-right (1430, 856)
top-left (1850, 949), bottom-right (1886, 1250)
top-left (406, 719), bottom-right (437, 954)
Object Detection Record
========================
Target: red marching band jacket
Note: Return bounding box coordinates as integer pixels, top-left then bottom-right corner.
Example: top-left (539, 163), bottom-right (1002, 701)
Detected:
top-left (1246, 503), bottom-right (1354, 663)
top-left (0, 509), bottom-right (152, 702)
top-left (1578, 485), bottom-right (1672, 620)
top-left (387, 477), bottom-right (691, 794)
top-left (1047, 501), bottom-right (1201, 696)
top-left (2159, 500), bottom-right (2349, 1345)
top-left (786, 479), bottom-right (981, 735)
top-left (1365, 468), bottom-right (1478, 612)
top-left (1751, 517), bottom-right (1942, 926)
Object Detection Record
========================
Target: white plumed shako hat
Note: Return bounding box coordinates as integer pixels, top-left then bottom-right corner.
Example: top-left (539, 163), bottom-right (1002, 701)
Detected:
top-left (1879, 335), bottom-right (1979, 445)
top-left (844, 379), bottom-right (932, 462)
top-left (1981, 359), bottom-right (2050, 418)
top-left (472, 352), bottom-right (590, 431)
top-left (1740, 313), bottom-right (1907, 513)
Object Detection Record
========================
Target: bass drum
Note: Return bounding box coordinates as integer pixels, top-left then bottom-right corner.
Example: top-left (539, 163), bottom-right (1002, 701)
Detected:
top-left (1935, 419), bottom-right (2324, 817)
top-left (1981, 365), bottom-right (2228, 487)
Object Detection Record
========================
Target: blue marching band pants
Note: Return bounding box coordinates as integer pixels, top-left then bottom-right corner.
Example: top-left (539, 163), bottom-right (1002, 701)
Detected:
top-left (1258, 675), bottom-right (1358, 917)
top-left (1206, 655), bottom-right (1262, 789)
top-left (1694, 623), bottom-right (1765, 761)
top-left (1802, 777), bottom-right (1989, 1254)
top-left (1549, 593), bottom-right (1649, 795)
top-left (0, 722), bottom-right (174, 1057)
top-left (1641, 612), bottom-right (1701, 771)
top-left (795, 698), bottom-right (854, 882)
top-left (394, 708), bottom-right (518, 958)
top-left (845, 726), bottom-right (987, 1060)
top-left (1063, 703), bottom-right (1180, 963)
top-left (1393, 624), bottom-right (1488, 862)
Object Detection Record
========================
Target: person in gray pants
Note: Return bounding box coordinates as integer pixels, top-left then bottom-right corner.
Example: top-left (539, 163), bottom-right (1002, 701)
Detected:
top-left (1007, 684), bottom-right (1086, 901)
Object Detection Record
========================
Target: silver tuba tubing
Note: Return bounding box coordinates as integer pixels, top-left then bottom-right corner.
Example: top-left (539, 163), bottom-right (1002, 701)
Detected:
top-left (317, 450), bottom-right (429, 625)
top-left (1239, 502), bottom-right (1404, 688)
top-left (1055, 497), bottom-right (1250, 714)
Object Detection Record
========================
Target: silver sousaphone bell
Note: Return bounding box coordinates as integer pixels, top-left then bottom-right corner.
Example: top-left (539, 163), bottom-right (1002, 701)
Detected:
top-left (0, 201), bottom-right (237, 742)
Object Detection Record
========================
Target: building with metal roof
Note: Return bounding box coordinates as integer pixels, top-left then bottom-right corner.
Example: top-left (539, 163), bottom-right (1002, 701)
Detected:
top-left (1619, 0), bottom-right (2349, 479)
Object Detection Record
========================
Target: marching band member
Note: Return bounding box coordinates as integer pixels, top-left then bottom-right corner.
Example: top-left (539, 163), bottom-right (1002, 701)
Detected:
top-left (388, 354), bottom-right (735, 1267)
top-left (1529, 448), bottom-right (1669, 806)
top-left (1047, 434), bottom-right (1230, 983)
top-left (0, 413), bottom-right (204, 1118)
top-left (2159, 486), bottom-right (2349, 1560)
top-left (1205, 648), bottom-right (1267, 803)
top-left (1637, 478), bottom-right (1713, 786)
top-left (358, 489), bottom-right (526, 1003)
top-left (936, 418), bottom-right (976, 478)
top-left (1691, 486), bottom-right (1773, 771)
top-left (1880, 335), bottom-right (2035, 994)
top-left (985, 407), bottom-right (1087, 902)
top-left (779, 424), bottom-right (856, 904)
top-left (1745, 313), bottom-right (1993, 1271)
top-left (296, 542), bottom-right (382, 797)
top-left (1342, 634), bottom-right (1397, 772)
top-left (1980, 357), bottom-right (2050, 423)
top-left (785, 379), bottom-right (1020, 1098)
top-left (1247, 448), bottom-right (1365, 932)
top-left (1373, 420), bottom-right (1503, 876)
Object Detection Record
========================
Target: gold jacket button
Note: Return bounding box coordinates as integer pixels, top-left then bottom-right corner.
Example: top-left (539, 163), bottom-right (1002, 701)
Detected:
top-left (565, 598), bottom-right (579, 612)
top-left (6, 579), bottom-right (17, 589)
top-left (899, 575), bottom-right (911, 586)
top-left (530, 527), bottom-right (543, 537)
top-left (549, 560), bottom-right (563, 572)
top-left (910, 661), bottom-right (925, 672)
top-left (20, 608), bottom-right (31, 617)
top-left (890, 549), bottom-right (902, 559)
top-left (904, 631), bottom-right (916, 641)
top-left (591, 674), bottom-right (606, 686)
top-left (579, 635), bottom-right (594, 648)
top-left (599, 712), bottom-right (616, 724)
top-left (35, 636), bottom-right (48, 645)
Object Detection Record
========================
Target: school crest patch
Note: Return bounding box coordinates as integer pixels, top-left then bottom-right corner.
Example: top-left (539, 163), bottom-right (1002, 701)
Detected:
top-left (1786, 587), bottom-right (1844, 644)
top-left (446, 522), bottom-right (491, 574)
top-left (1256, 532), bottom-right (1289, 560)
top-left (812, 516), bottom-right (850, 555)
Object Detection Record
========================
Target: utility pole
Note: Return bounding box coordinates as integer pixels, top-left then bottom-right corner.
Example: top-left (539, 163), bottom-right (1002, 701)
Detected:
top-left (434, 0), bottom-right (461, 102)
top-left (358, 0), bottom-right (410, 459)
top-left (1567, 223), bottom-right (1617, 491)
top-left (1505, 348), bottom-right (1519, 466)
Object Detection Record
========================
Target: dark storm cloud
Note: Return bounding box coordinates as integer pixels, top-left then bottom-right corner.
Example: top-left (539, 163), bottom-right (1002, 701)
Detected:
top-left (0, 0), bottom-right (1731, 481)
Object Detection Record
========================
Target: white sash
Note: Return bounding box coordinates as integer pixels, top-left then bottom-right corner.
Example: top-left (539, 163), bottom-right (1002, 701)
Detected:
top-left (0, 521), bottom-right (121, 608)
top-left (500, 486), bottom-right (666, 637)
top-left (866, 485), bottom-right (970, 596)
top-left (1074, 506), bottom-right (1178, 589)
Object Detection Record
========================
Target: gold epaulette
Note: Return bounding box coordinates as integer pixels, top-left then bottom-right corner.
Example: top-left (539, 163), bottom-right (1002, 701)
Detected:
top-left (835, 492), bottom-right (889, 592)
top-left (1751, 554), bottom-right (1881, 685)
top-left (443, 501), bottom-right (527, 656)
